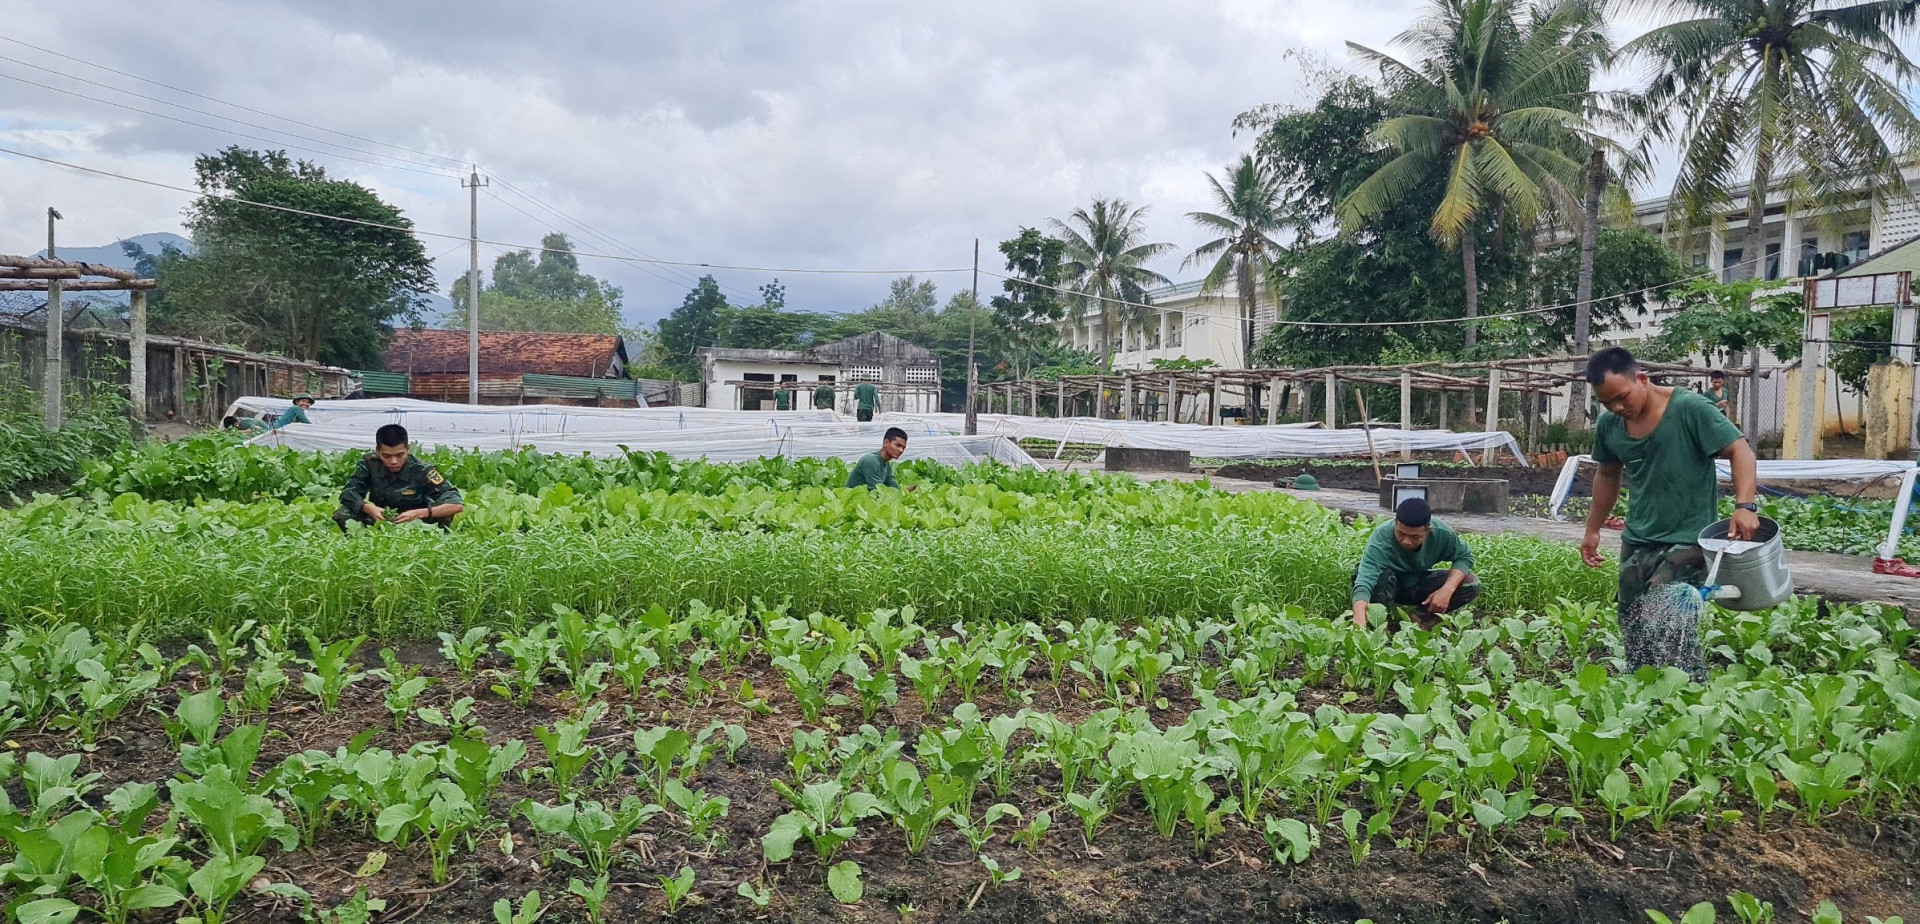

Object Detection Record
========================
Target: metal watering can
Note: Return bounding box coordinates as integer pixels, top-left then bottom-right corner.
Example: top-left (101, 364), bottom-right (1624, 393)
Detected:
top-left (1696, 515), bottom-right (1792, 610)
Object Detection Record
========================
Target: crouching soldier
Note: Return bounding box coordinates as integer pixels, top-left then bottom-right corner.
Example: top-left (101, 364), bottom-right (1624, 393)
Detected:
top-left (332, 424), bottom-right (464, 532)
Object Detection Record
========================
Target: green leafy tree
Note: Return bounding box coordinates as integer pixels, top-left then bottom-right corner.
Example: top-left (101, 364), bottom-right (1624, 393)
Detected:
top-left (1183, 155), bottom-right (1288, 364)
top-left (1338, 0), bottom-right (1591, 349)
top-left (443, 233), bottom-right (626, 335)
top-left (156, 147), bottom-right (435, 366)
top-left (1049, 199), bottom-right (1174, 372)
top-left (654, 276), bottom-right (729, 380)
top-left (988, 229), bottom-right (1070, 381)
top-left (1624, 0), bottom-right (1920, 270)
top-left (1521, 227), bottom-right (1684, 355)
top-left (1828, 307), bottom-right (1895, 393)
top-left (1650, 279), bottom-right (1804, 368)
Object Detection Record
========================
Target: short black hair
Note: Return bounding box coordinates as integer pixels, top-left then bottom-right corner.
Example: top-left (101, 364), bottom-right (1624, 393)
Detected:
top-left (1585, 346), bottom-right (1639, 386)
top-left (883, 427), bottom-right (909, 443)
top-left (1710, 370), bottom-right (1726, 380)
top-left (1395, 497), bottom-right (1432, 528)
top-left (375, 424), bottom-right (409, 448)
top-left (222, 415), bottom-right (238, 428)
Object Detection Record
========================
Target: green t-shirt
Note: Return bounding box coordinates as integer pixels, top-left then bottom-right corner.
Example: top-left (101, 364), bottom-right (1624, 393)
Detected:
top-left (814, 384), bottom-right (835, 409)
top-left (846, 452), bottom-right (898, 490)
top-left (854, 382), bottom-right (879, 412)
top-left (1352, 517), bottom-right (1475, 603)
top-left (1593, 388), bottom-right (1743, 546)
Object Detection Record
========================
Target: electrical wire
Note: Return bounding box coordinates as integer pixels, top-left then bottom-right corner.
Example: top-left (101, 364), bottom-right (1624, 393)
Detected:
top-left (0, 71), bottom-right (464, 180)
top-left (481, 187), bottom-right (700, 291)
top-left (0, 144), bottom-right (974, 276)
top-left (0, 35), bottom-right (469, 169)
top-left (0, 53), bottom-right (468, 177)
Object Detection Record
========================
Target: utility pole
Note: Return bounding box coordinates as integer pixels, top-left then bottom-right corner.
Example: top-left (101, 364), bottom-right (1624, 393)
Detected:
top-left (965, 238), bottom-right (979, 436)
top-left (462, 168), bottom-right (489, 405)
top-left (44, 207), bottom-right (63, 430)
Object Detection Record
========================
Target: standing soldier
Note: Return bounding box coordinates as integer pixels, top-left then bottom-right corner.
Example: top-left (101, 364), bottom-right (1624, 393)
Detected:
top-left (1581, 347), bottom-right (1758, 681)
top-left (854, 380), bottom-right (880, 422)
top-left (814, 380), bottom-right (836, 410)
top-left (333, 424), bottom-right (465, 531)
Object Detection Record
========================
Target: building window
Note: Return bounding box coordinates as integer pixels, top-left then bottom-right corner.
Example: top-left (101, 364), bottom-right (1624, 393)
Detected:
top-left (1692, 253), bottom-right (1708, 269)
top-left (1721, 248), bottom-right (1744, 283)
top-left (1167, 314), bottom-right (1183, 347)
top-left (904, 367), bottom-right (937, 384)
top-left (1798, 236), bottom-right (1819, 276)
top-left (1764, 242), bottom-right (1782, 280)
top-left (1844, 231), bottom-right (1870, 262)
top-left (845, 365), bottom-right (881, 381)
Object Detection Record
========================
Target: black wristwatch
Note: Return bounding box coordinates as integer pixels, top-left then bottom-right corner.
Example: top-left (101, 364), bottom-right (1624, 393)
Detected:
top-left (1735, 502), bottom-right (1758, 512)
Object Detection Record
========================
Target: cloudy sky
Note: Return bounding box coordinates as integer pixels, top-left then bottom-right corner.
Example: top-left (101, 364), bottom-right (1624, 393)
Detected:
top-left (2, 0), bottom-right (1675, 327)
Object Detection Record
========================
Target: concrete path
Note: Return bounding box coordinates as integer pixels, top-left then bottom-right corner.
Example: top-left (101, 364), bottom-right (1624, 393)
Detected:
top-left (1055, 461), bottom-right (1920, 612)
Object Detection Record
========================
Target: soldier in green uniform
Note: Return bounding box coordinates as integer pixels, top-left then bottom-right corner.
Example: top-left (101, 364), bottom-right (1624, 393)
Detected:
top-left (1350, 497), bottom-right (1480, 631)
top-left (854, 381), bottom-right (880, 422)
top-left (332, 423), bottom-right (465, 531)
top-left (272, 394), bottom-right (315, 430)
top-left (814, 381), bottom-right (836, 410)
top-left (1582, 347), bottom-right (1757, 681)
top-left (846, 427), bottom-right (916, 492)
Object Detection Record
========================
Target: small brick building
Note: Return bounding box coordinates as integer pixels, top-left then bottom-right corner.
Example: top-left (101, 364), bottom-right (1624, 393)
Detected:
top-left (383, 329), bottom-right (637, 406)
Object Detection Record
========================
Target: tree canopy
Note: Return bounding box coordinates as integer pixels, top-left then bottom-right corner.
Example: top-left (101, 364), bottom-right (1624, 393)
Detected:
top-left (442, 233), bottom-right (627, 336)
top-left (151, 147), bottom-right (435, 367)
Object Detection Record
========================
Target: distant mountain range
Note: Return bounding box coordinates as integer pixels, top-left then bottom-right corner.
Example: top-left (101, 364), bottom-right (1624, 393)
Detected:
top-left (37, 232), bottom-right (193, 268)
top-left (28, 232), bottom-right (455, 318)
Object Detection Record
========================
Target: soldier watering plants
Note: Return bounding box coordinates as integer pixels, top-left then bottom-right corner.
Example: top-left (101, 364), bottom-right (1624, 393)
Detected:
top-left (1581, 347), bottom-right (1759, 681)
top-left (332, 423), bottom-right (465, 531)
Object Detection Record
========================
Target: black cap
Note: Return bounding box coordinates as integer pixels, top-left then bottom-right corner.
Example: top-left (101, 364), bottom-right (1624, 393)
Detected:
top-left (1395, 497), bottom-right (1432, 528)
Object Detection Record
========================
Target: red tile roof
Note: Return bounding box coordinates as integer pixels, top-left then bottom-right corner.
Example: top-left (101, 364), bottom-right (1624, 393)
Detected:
top-left (384, 329), bottom-right (627, 377)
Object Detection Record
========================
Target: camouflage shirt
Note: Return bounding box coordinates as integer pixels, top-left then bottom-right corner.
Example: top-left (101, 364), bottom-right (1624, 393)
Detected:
top-left (339, 454), bottom-right (462, 514)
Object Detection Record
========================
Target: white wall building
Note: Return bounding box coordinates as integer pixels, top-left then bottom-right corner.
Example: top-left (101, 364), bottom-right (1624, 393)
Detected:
top-left (1555, 169), bottom-right (1920, 440)
top-left (1054, 280), bottom-right (1278, 371)
top-left (698, 331), bottom-right (942, 414)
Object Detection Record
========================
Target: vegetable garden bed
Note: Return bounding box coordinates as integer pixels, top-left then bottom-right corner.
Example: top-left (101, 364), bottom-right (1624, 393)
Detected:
top-left (0, 444), bottom-right (1916, 923)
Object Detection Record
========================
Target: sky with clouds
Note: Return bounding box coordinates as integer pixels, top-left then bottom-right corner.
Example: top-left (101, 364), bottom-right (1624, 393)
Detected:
top-left (3, 1), bottom-right (1692, 327)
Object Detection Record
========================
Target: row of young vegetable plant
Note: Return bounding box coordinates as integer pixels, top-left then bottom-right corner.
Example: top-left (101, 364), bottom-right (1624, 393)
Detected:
top-left (3, 586), bottom-right (1915, 922)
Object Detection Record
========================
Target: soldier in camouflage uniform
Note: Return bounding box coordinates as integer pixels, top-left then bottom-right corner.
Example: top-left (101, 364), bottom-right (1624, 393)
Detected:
top-left (332, 423), bottom-right (465, 532)
top-left (1580, 348), bottom-right (1759, 682)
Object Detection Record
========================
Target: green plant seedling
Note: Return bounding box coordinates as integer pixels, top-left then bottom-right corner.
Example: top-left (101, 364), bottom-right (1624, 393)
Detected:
top-left (493, 890), bottom-right (544, 924)
top-left (827, 860), bottom-right (864, 904)
top-left (569, 873), bottom-right (611, 924)
top-left (660, 865), bottom-right (698, 914)
top-left (438, 627), bottom-right (491, 680)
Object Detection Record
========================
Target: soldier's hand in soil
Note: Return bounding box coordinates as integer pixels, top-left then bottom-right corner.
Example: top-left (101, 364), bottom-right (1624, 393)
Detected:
top-left (1581, 530), bottom-right (1606, 568)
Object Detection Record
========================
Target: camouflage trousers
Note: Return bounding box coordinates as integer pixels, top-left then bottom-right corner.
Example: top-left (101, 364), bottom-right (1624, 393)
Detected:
top-left (1616, 541), bottom-right (1708, 682)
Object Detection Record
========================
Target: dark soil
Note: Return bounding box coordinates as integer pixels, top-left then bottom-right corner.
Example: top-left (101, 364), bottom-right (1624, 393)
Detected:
top-left (13, 650), bottom-right (1918, 924)
top-left (1211, 461), bottom-right (1590, 500)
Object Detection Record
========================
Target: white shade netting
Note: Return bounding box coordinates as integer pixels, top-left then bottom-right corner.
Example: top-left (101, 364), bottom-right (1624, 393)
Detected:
top-left (228, 398), bottom-right (1031, 466)
top-left (1546, 454), bottom-right (1920, 559)
top-left (879, 412), bottom-right (1527, 464)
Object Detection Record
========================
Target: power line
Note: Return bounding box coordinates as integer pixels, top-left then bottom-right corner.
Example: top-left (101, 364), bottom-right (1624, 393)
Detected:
top-left (488, 178), bottom-right (704, 286)
top-left (0, 145), bottom-right (973, 276)
top-left (480, 187), bottom-right (699, 292)
top-left (0, 52), bottom-right (467, 177)
top-left (0, 71), bottom-right (464, 180)
top-left (0, 35), bottom-right (469, 169)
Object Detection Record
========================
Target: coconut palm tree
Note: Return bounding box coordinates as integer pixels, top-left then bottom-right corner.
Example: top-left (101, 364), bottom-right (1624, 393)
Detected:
top-left (1338, 0), bottom-right (1593, 350)
top-left (1049, 198), bottom-right (1175, 372)
top-left (1183, 155), bottom-right (1289, 366)
top-left (1624, 0), bottom-right (1920, 276)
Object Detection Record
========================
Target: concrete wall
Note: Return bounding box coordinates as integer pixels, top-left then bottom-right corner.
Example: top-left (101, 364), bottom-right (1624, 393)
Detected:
top-left (703, 358), bottom-right (837, 411)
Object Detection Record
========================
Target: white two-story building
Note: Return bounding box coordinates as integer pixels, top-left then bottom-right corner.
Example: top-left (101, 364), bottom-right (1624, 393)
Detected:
top-left (1053, 280), bottom-right (1279, 371)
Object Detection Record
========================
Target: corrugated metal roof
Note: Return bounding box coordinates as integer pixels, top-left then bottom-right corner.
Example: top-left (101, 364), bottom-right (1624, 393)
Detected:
top-left (385, 329), bottom-right (628, 376)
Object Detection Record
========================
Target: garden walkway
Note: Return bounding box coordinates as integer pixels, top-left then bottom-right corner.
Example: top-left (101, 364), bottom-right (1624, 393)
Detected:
top-left (1054, 462), bottom-right (1920, 613)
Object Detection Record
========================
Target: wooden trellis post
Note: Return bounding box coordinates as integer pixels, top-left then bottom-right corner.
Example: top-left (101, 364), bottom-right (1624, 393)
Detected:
top-left (1483, 368), bottom-right (1502, 465)
top-left (1324, 372), bottom-right (1337, 429)
top-left (1400, 370), bottom-right (1413, 461)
